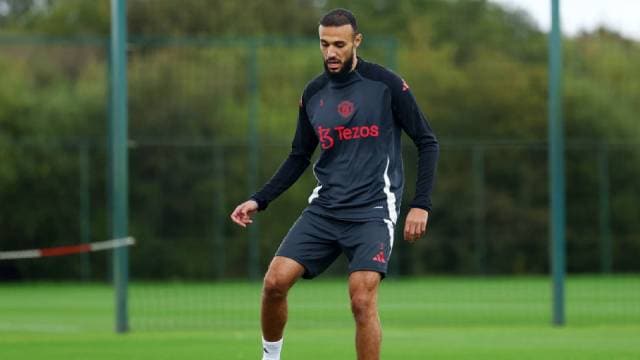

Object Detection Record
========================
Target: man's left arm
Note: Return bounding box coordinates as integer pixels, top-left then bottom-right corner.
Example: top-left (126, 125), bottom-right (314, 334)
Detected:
top-left (392, 78), bottom-right (439, 242)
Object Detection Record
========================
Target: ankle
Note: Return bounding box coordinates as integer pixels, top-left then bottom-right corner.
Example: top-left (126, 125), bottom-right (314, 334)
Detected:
top-left (262, 337), bottom-right (283, 360)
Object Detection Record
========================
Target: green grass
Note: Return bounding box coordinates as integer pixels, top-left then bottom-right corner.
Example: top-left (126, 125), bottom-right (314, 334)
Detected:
top-left (1, 276), bottom-right (639, 359)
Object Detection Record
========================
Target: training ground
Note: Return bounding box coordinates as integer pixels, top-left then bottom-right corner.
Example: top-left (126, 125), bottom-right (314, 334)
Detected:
top-left (1, 276), bottom-right (638, 359)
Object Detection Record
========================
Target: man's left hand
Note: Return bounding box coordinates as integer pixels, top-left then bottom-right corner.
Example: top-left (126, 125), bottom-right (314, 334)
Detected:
top-left (403, 208), bottom-right (429, 243)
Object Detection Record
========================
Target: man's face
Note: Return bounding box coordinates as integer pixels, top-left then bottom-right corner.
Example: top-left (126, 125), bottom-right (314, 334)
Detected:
top-left (319, 24), bottom-right (362, 73)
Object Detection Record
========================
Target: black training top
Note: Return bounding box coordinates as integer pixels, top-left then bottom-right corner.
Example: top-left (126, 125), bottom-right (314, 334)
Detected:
top-left (251, 57), bottom-right (439, 224)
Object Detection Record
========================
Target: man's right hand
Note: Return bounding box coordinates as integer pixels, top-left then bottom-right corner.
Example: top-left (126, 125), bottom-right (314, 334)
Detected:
top-left (230, 200), bottom-right (259, 228)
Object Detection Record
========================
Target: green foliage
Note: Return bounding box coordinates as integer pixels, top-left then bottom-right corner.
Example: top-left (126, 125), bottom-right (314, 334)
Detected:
top-left (0, 0), bottom-right (109, 35)
top-left (0, 0), bottom-right (639, 279)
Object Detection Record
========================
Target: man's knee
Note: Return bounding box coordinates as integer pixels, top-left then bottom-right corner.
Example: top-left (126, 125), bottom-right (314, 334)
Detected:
top-left (263, 274), bottom-right (289, 299)
top-left (262, 257), bottom-right (304, 301)
top-left (350, 291), bottom-right (377, 322)
top-left (262, 270), bottom-right (297, 300)
top-left (349, 272), bottom-right (380, 322)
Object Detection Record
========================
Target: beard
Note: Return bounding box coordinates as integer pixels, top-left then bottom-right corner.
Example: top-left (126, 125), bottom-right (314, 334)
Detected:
top-left (323, 52), bottom-right (355, 82)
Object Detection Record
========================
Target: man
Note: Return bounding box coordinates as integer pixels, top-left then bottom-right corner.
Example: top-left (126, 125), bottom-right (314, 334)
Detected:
top-left (230, 8), bottom-right (439, 360)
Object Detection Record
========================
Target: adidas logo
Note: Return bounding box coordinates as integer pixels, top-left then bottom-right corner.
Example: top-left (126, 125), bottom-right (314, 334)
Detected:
top-left (372, 251), bottom-right (386, 263)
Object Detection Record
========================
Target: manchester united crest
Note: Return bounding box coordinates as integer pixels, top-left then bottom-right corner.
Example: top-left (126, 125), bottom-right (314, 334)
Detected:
top-left (337, 100), bottom-right (354, 118)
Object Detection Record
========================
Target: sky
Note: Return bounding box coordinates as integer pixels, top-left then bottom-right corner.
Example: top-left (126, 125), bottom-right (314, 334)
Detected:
top-left (490, 0), bottom-right (640, 40)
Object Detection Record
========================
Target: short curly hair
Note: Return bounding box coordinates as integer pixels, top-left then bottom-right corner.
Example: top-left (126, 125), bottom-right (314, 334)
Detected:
top-left (319, 8), bottom-right (358, 33)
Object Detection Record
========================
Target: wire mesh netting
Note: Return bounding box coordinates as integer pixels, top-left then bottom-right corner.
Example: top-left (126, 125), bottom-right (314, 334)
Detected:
top-left (1, 0), bottom-right (639, 333)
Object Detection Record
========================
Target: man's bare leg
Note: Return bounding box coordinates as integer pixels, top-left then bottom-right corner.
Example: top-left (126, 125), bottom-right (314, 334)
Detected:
top-left (261, 256), bottom-right (305, 342)
top-left (349, 271), bottom-right (382, 360)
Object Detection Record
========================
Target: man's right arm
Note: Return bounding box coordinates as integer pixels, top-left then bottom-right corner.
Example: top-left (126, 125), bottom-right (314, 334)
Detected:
top-left (249, 100), bottom-right (318, 211)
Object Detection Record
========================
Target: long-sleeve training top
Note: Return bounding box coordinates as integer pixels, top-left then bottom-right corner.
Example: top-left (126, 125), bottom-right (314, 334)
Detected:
top-left (251, 57), bottom-right (439, 224)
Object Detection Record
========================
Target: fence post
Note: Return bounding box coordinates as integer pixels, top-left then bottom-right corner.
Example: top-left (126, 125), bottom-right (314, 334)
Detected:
top-left (214, 143), bottom-right (226, 279)
top-left (548, 0), bottom-right (566, 326)
top-left (79, 141), bottom-right (91, 280)
top-left (247, 40), bottom-right (260, 281)
top-left (385, 37), bottom-right (398, 71)
top-left (472, 145), bottom-right (486, 274)
top-left (110, 0), bottom-right (130, 333)
top-left (598, 143), bottom-right (612, 273)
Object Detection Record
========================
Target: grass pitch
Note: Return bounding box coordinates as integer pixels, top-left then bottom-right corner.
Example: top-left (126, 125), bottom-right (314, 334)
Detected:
top-left (1, 276), bottom-right (639, 359)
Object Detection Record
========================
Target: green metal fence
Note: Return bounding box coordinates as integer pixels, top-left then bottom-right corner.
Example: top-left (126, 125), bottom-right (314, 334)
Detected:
top-left (1, 32), bottom-right (639, 330)
top-left (1, 34), bottom-right (639, 279)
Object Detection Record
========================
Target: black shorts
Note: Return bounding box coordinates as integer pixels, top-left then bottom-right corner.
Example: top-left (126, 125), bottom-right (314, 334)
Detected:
top-left (276, 210), bottom-right (395, 279)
